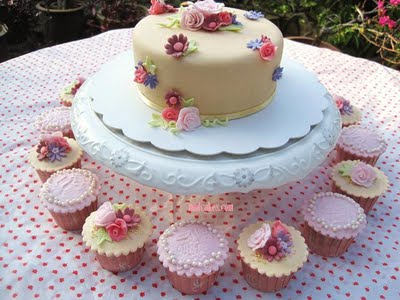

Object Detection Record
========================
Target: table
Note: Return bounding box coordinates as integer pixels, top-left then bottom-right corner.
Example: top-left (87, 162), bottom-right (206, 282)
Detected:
top-left (1, 29), bottom-right (399, 300)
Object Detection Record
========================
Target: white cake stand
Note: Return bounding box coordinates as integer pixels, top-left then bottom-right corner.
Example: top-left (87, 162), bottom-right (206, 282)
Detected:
top-left (71, 71), bottom-right (341, 195)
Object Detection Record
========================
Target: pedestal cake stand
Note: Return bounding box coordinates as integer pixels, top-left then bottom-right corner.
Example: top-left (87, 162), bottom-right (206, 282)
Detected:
top-left (71, 53), bottom-right (342, 196)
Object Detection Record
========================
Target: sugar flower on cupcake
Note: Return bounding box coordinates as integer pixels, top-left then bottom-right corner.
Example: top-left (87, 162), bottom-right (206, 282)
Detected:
top-left (333, 95), bottom-right (362, 127)
top-left (36, 132), bottom-right (72, 162)
top-left (59, 77), bottom-right (86, 106)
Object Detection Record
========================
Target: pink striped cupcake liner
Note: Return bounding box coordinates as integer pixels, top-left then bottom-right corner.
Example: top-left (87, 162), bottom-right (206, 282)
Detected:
top-left (165, 268), bottom-right (220, 295)
top-left (332, 184), bottom-right (380, 214)
top-left (96, 246), bottom-right (145, 273)
top-left (336, 145), bottom-right (379, 166)
top-left (303, 222), bottom-right (354, 257)
top-left (36, 159), bottom-right (81, 183)
top-left (49, 199), bottom-right (98, 231)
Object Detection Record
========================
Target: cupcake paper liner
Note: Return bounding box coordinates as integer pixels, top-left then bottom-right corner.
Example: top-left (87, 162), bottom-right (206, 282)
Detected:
top-left (303, 222), bottom-right (355, 257)
top-left (336, 145), bottom-right (379, 166)
top-left (49, 199), bottom-right (97, 231)
top-left (165, 268), bottom-right (220, 295)
top-left (241, 259), bottom-right (294, 292)
top-left (35, 159), bottom-right (81, 183)
top-left (332, 184), bottom-right (380, 214)
top-left (96, 246), bottom-right (145, 273)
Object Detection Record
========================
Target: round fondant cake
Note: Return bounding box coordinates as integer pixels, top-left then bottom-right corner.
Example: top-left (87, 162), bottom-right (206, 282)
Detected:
top-left (132, 1), bottom-right (284, 121)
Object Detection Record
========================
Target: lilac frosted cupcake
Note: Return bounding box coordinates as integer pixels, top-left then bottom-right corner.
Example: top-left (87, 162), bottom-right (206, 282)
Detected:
top-left (28, 132), bottom-right (83, 183)
top-left (332, 160), bottom-right (389, 213)
top-left (334, 95), bottom-right (362, 127)
top-left (237, 220), bottom-right (308, 292)
top-left (157, 221), bottom-right (229, 295)
top-left (336, 125), bottom-right (387, 166)
top-left (82, 202), bottom-right (153, 272)
top-left (302, 192), bottom-right (367, 257)
top-left (39, 168), bottom-right (100, 231)
top-left (59, 77), bottom-right (85, 107)
top-left (35, 106), bottom-right (74, 138)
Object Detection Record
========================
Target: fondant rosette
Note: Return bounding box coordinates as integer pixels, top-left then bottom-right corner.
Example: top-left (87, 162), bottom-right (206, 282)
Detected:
top-left (36, 132), bottom-right (72, 162)
top-left (134, 56), bottom-right (159, 89)
top-left (339, 161), bottom-right (377, 188)
top-left (247, 221), bottom-right (293, 262)
top-left (158, 0), bottom-right (243, 32)
top-left (94, 202), bottom-right (142, 245)
top-left (247, 35), bottom-right (278, 61)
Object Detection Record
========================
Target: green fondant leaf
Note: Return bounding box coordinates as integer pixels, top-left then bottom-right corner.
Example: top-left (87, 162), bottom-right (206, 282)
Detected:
top-left (183, 40), bottom-right (198, 57)
top-left (143, 56), bottom-right (157, 75)
top-left (113, 203), bottom-right (127, 211)
top-left (182, 97), bottom-right (195, 107)
top-left (149, 113), bottom-right (163, 127)
top-left (202, 118), bottom-right (229, 128)
top-left (96, 227), bottom-right (111, 245)
top-left (339, 163), bottom-right (353, 177)
top-left (159, 14), bottom-right (181, 29)
top-left (218, 24), bottom-right (244, 32)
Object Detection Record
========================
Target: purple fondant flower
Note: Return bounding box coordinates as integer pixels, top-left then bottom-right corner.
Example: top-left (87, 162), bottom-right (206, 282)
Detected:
top-left (334, 95), bottom-right (354, 115)
top-left (47, 143), bottom-right (67, 162)
top-left (165, 34), bottom-right (189, 58)
top-left (143, 74), bottom-right (158, 89)
top-left (231, 14), bottom-right (242, 25)
top-left (181, 8), bottom-right (204, 31)
top-left (247, 38), bottom-right (263, 50)
top-left (115, 207), bottom-right (141, 228)
top-left (272, 67), bottom-right (284, 81)
top-left (202, 14), bottom-right (222, 31)
top-left (244, 10), bottom-right (264, 20)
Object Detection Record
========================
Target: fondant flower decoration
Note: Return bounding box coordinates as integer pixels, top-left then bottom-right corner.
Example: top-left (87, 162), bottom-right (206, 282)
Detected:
top-left (162, 107), bottom-right (180, 122)
top-left (134, 57), bottom-right (159, 89)
top-left (106, 218), bottom-right (128, 242)
top-left (247, 223), bottom-right (271, 251)
top-left (260, 42), bottom-right (278, 61)
top-left (262, 236), bottom-right (285, 262)
top-left (134, 62), bottom-right (147, 84)
top-left (95, 202), bottom-right (117, 227)
top-left (244, 10), bottom-right (264, 20)
top-left (36, 141), bottom-right (48, 160)
top-left (247, 38), bottom-right (263, 50)
top-left (149, 0), bottom-right (177, 15)
top-left (70, 76), bottom-right (85, 95)
top-left (350, 162), bottom-right (377, 187)
top-left (165, 90), bottom-right (182, 107)
top-left (144, 74), bottom-right (159, 89)
top-left (165, 34), bottom-right (189, 58)
top-left (231, 14), bottom-right (242, 25)
top-left (218, 11), bottom-right (233, 26)
top-left (334, 95), bottom-right (353, 115)
top-left (47, 143), bottom-right (67, 162)
top-left (181, 8), bottom-right (205, 31)
top-left (115, 207), bottom-right (141, 228)
top-left (203, 14), bottom-right (222, 31)
top-left (36, 132), bottom-right (71, 162)
top-left (193, 0), bottom-right (225, 16)
top-left (272, 67), bottom-right (284, 81)
top-left (176, 107), bottom-right (202, 131)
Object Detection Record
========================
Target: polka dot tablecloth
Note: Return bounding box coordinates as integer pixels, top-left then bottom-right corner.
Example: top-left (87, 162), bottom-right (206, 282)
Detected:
top-left (1, 29), bottom-right (400, 300)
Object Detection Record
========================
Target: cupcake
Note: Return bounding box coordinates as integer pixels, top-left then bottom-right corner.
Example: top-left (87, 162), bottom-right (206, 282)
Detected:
top-left (39, 168), bottom-right (100, 231)
top-left (59, 77), bottom-right (85, 107)
top-left (332, 160), bottom-right (389, 213)
top-left (237, 220), bottom-right (308, 293)
top-left (302, 192), bottom-right (367, 257)
top-left (82, 202), bottom-right (152, 272)
top-left (336, 125), bottom-right (387, 166)
top-left (157, 221), bottom-right (229, 295)
top-left (35, 106), bottom-right (74, 138)
top-left (28, 132), bottom-right (83, 183)
top-left (334, 95), bottom-right (362, 127)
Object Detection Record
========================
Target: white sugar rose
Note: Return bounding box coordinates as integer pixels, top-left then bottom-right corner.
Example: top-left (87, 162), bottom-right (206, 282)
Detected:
top-left (193, 0), bottom-right (224, 16)
top-left (94, 202), bottom-right (117, 227)
top-left (247, 223), bottom-right (271, 251)
top-left (350, 162), bottom-right (377, 188)
top-left (176, 107), bottom-right (201, 132)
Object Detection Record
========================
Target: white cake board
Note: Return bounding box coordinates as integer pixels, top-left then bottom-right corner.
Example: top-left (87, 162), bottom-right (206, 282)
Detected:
top-left (87, 50), bottom-right (329, 156)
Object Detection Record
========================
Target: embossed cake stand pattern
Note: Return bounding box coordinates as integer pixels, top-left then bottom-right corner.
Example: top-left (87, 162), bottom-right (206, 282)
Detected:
top-left (71, 86), bottom-right (341, 196)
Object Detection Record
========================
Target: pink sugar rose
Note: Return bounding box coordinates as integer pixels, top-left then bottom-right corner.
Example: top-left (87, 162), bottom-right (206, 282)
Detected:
top-left (94, 202), bottom-right (117, 227)
top-left (247, 223), bottom-right (271, 251)
top-left (181, 8), bottom-right (205, 31)
top-left (193, 0), bottom-right (225, 16)
top-left (176, 107), bottom-right (201, 132)
top-left (162, 107), bottom-right (180, 122)
top-left (106, 218), bottom-right (128, 242)
top-left (134, 65), bottom-right (148, 84)
top-left (271, 220), bottom-right (289, 236)
top-left (350, 162), bottom-right (377, 188)
top-left (259, 42), bottom-right (277, 61)
top-left (218, 11), bottom-right (232, 25)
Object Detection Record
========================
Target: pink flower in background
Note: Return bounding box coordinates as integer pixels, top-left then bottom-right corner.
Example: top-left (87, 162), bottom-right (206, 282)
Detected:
top-left (390, 0), bottom-right (400, 5)
top-left (181, 9), bottom-right (205, 31)
top-left (350, 162), bottom-right (377, 187)
top-left (95, 202), bottom-right (117, 227)
top-left (378, 0), bottom-right (385, 9)
top-left (259, 42), bottom-right (277, 61)
top-left (162, 107), bottom-right (180, 122)
top-left (379, 15), bottom-right (397, 29)
top-left (176, 107), bottom-right (201, 131)
top-left (106, 218), bottom-right (128, 242)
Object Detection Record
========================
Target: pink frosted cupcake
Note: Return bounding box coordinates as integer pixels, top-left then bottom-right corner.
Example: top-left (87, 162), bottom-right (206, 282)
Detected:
top-left (82, 202), bottom-right (152, 272)
top-left (302, 192), bottom-right (367, 257)
top-left (35, 106), bottom-right (74, 138)
top-left (336, 125), bottom-right (387, 166)
top-left (59, 77), bottom-right (85, 107)
top-left (28, 132), bottom-right (83, 183)
top-left (157, 221), bottom-right (229, 295)
top-left (39, 168), bottom-right (100, 231)
top-left (332, 160), bottom-right (389, 213)
top-left (237, 220), bottom-right (308, 292)
top-left (334, 95), bottom-right (362, 127)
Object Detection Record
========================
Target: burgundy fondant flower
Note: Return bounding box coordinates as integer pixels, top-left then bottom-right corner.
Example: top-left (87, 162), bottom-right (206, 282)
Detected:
top-left (218, 11), bottom-right (233, 26)
top-left (165, 34), bottom-right (189, 58)
top-left (106, 218), bottom-right (128, 242)
top-left (164, 90), bottom-right (182, 108)
top-left (134, 64), bottom-right (148, 84)
top-left (181, 8), bottom-right (205, 31)
top-left (202, 14), bottom-right (222, 31)
top-left (259, 41), bottom-right (277, 61)
top-left (115, 207), bottom-right (141, 228)
top-left (162, 107), bottom-right (180, 122)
